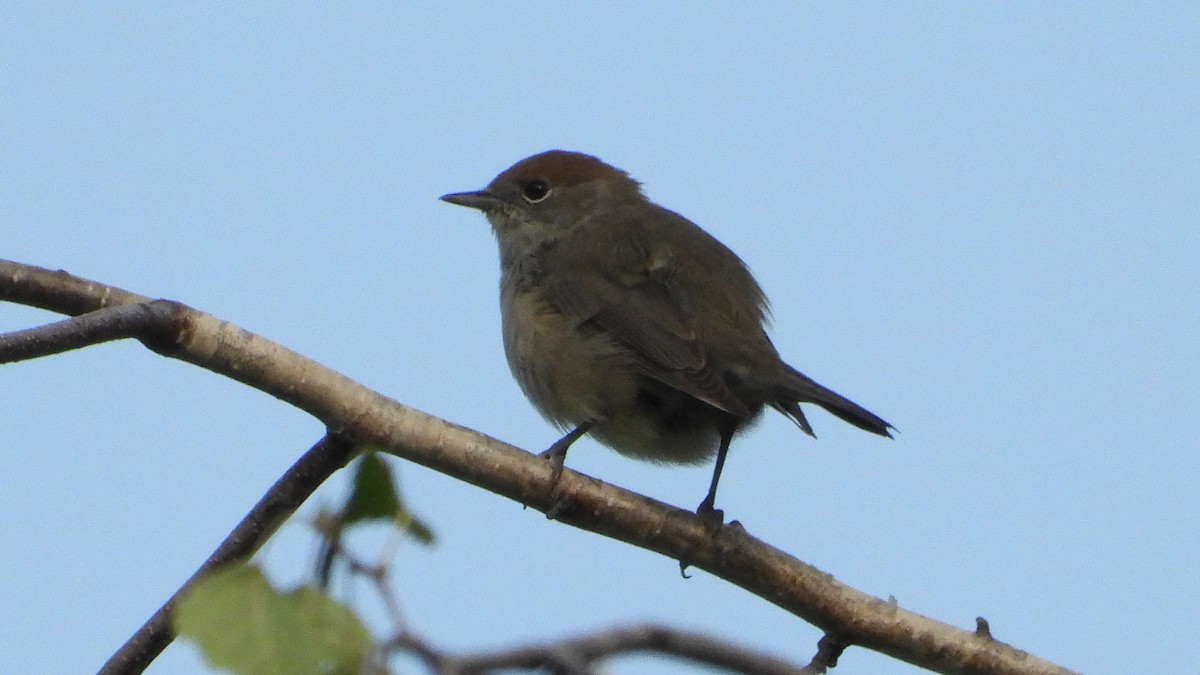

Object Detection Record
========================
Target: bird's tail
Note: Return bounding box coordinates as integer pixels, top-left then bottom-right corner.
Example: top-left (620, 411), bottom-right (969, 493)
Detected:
top-left (772, 364), bottom-right (893, 438)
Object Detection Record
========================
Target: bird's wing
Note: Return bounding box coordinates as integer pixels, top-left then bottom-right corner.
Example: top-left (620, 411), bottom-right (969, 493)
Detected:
top-left (544, 218), bottom-right (752, 418)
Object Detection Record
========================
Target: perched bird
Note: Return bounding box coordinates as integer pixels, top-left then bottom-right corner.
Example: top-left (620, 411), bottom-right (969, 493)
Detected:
top-left (441, 150), bottom-right (892, 514)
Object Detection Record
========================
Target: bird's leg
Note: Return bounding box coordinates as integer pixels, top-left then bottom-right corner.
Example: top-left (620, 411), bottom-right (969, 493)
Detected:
top-left (539, 420), bottom-right (594, 488)
top-left (696, 418), bottom-right (738, 523)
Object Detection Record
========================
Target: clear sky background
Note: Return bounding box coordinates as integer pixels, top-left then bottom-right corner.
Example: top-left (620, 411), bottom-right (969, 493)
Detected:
top-left (2, 4), bottom-right (1197, 674)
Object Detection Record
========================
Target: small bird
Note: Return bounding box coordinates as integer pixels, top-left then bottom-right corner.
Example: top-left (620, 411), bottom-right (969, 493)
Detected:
top-left (441, 150), bottom-right (892, 515)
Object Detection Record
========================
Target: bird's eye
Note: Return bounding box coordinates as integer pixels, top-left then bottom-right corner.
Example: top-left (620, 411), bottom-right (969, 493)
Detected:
top-left (520, 179), bottom-right (552, 203)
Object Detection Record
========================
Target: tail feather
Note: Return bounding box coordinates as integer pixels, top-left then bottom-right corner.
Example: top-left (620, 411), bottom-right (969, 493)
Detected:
top-left (776, 365), bottom-right (893, 438)
top-left (773, 400), bottom-right (816, 437)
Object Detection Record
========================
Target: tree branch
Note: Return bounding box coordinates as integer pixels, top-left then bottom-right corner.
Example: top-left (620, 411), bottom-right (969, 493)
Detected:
top-left (395, 623), bottom-right (812, 675)
top-left (96, 434), bottom-right (357, 674)
top-left (0, 259), bottom-right (1079, 675)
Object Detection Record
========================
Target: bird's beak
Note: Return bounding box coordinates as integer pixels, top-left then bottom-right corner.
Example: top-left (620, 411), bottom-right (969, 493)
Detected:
top-left (439, 189), bottom-right (505, 212)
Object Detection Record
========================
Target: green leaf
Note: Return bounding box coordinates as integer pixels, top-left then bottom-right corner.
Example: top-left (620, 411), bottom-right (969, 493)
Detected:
top-left (400, 513), bottom-right (435, 546)
top-left (343, 451), bottom-right (401, 524)
top-left (342, 451), bottom-right (435, 546)
top-left (175, 565), bottom-right (372, 675)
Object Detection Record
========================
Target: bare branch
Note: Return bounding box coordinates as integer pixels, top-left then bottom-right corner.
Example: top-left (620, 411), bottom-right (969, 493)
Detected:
top-left (341, 523), bottom-right (808, 675)
top-left (1, 259), bottom-right (1079, 675)
top-left (98, 434), bottom-right (357, 674)
top-left (432, 623), bottom-right (810, 675)
top-left (803, 634), bottom-right (847, 674)
top-left (0, 302), bottom-right (179, 362)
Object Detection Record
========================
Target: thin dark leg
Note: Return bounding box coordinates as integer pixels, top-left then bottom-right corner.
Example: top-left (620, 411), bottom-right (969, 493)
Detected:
top-left (696, 418), bottom-right (738, 515)
top-left (539, 420), bottom-right (595, 487)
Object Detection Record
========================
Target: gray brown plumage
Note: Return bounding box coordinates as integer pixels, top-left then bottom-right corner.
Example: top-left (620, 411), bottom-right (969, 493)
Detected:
top-left (442, 150), bottom-right (892, 513)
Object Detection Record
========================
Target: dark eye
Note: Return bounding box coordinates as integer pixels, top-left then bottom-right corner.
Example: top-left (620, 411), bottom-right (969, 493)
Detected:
top-left (521, 179), bottom-right (552, 203)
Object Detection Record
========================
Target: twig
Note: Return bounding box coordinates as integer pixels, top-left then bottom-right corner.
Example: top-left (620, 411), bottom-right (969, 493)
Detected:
top-left (98, 434), bottom-right (357, 674)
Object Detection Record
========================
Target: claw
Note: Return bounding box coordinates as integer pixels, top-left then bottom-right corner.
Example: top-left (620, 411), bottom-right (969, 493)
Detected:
top-left (696, 501), bottom-right (725, 534)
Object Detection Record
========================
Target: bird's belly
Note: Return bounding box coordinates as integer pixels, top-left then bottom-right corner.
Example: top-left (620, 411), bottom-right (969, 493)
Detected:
top-left (500, 286), bottom-right (720, 465)
top-left (500, 286), bottom-right (635, 426)
top-left (590, 409), bottom-right (720, 465)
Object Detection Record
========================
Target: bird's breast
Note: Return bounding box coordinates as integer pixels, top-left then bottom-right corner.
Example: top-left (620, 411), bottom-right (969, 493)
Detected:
top-left (499, 278), bottom-right (637, 428)
top-left (498, 275), bottom-right (723, 465)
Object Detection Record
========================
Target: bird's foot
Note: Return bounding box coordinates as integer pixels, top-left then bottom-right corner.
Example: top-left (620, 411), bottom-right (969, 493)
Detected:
top-left (537, 441), bottom-right (569, 490)
top-left (695, 496), bottom-right (725, 534)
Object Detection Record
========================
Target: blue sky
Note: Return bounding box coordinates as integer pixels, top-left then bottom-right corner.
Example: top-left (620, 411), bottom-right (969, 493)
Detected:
top-left (2, 4), bottom-right (1197, 674)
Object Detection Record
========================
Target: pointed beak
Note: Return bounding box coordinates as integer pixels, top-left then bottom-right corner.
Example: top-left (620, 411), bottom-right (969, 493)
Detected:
top-left (439, 189), bottom-right (505, 212)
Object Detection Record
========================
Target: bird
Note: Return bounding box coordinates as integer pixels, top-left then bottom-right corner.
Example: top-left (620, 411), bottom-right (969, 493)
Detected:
top-left (441, 150), bottom-right (892, 515)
